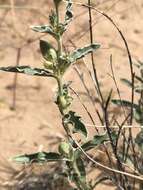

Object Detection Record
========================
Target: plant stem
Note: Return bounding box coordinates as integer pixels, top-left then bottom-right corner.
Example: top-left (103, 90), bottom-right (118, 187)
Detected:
top-left (54, 2), bottom-right (91, 190)
top-left (56, 56), bottom-right (91, 190)
top-left (58, 35), bottom-right (62, 56)
top-left (55, 1), bottom-right (62, 57)
top-left (73, 161), bottom-right (91, 190)
top-left (56, 75), bottom-right (63, 95)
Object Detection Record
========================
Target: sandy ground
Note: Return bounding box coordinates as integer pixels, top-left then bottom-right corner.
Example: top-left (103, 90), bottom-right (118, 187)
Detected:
top-left (0, 0), bottom-right (143, 189)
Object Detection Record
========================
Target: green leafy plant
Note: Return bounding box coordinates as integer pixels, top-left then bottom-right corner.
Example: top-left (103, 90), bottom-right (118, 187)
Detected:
top-left (1, 0), bottom-right (143, 189)
top-left (0, 1), bottom-right (103, 189)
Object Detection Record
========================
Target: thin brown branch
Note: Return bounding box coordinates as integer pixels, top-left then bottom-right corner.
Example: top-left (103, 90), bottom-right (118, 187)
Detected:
top-left (10, 48), bottom-right (21, 110)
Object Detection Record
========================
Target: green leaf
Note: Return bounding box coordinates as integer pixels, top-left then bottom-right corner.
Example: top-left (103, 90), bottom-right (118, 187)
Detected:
top-left (81, 132), bottom-right (117, 152)
top-left (70, 44), bottom-right (100, 63)
top-left (134, 63), bottom-right (140, 68)
top-left (121, 78), bottom-right (132, 88)
top-left (31, 25), bottom-right (57, 37)
top-left (49, 11), bottom-right (58, 28)
top-left (64, 111), bottom-right (88, 137)
top-left (135, 130), bottom-right (143, 152)
top-left (135, 75), bottom-right (143, 83)
top-left (12, 155), bottom-right (30, 163)
top-left (75, 157), bottom-right (86, 181)
top-left (64, 0), bottom-right (73, 27)
top-left (40, 40), bottom-right (53, 57)
top-left (12, 152), bottom-right (62, 164)
top-left (138, 60), bottom-right (143, 66)
top-left (66, 157), bottom-right (87, 186)
top-left (134, 107), bottom-right (143, 125)
top-left (112, 99), bottom-right (138, 109)
top-left (40, 40), bottom-right (57, 62)
top-left (0, 66), bottom-right (54, 77)
top-left (135, 86), bottom-right (143, 93)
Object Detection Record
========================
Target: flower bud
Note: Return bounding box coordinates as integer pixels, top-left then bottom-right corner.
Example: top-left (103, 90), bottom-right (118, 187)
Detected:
top-left (44, 48), bottom-right (57, 63)
top-left (49, 48), bottom-right (57, 62)
top-left (59, 95), bottom-right (68, 109)
top-left (58, 142), bottom-right (72, 156)
top-left (43, 61), bottom-right (54, 70)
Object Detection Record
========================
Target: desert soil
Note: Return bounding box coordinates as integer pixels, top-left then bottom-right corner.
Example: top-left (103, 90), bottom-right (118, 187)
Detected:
top-left (0, 0), bottom-right (143, 189)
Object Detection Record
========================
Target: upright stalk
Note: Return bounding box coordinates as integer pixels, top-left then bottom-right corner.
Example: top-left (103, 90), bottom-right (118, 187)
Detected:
top-left (55, 1), bottom-right (62, 56)
top-left (54, 3), bottom-right (91, 189)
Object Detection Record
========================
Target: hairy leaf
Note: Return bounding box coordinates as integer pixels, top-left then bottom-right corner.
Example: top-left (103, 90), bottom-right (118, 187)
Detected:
top-left (135, 85), bottom-right (143, 93)
top-left (40, 40), bottom-right (53, 57)
top-left (121, 78), bottom-right (132, 88)
top-left (138, 60), bottom-right (143, 66)
top-left (135, 130), bottom-right (143, 152)
top-left (40, 40), bottom-right (57, 62)
top-left (134, 63), bottom-right (140, 68)
top-left (0, 66), bottom-right (54, 77)
top-left (64, 0), bottom-right (73, 27)
top-left (135, 75), bottom-right (143, 83)
top-left (81, 132), bottom-right (117, 152)
top-left (31, 25), bottom-right (57, 37)
top-left (134, 107), bottom-right (143, 125)
top-left (112, 99), bottom-right (138, 109)
top-left (49, 11), bottom-right (58, 28)
top-left (75, 157), bottom-right (86, 181)
top-left (12, 152), bottom-right (62, 164)
top-left (70, 44), bottom-right (100, 63)
top-left (64, 111), bottom-right (87, 137)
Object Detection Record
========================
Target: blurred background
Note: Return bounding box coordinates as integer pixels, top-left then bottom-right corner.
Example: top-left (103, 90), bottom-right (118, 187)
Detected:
top-left (0, 0), bottom-right (143, 189)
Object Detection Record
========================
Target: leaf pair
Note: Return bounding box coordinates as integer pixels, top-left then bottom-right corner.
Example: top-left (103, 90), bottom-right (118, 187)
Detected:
top-left (0, 42), bottom-right (100, 78)
top-left (40, 40), bottom-right (100, 74)
top-left (41, 39), bottom-right (100, 60)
